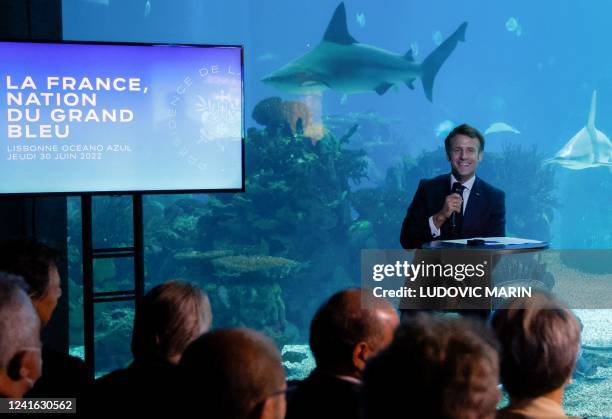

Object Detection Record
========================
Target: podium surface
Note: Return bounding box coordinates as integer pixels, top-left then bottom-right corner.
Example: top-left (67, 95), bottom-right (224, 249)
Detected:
top-left (422, 238), bottom-right (548, 254)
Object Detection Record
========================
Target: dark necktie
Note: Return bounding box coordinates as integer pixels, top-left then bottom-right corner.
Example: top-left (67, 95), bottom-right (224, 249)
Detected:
top-left (451, 182), bottom-right (465, 238)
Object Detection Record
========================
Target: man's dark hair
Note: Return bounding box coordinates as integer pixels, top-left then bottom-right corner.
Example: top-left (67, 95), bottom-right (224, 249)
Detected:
top-left (491, 292), bottom-right (580, 399)
top-left (309, 288), bottom-right (393, 372)
top-left (131, 280), bottom-right (212, 363)
top-left (362, 314), bottom-right (500, 419)
top-left (0, 239), bottom-right (59, 300)
top-left (444, 123), bottom-right (485, 156)
top-left (180, 328), bottom-right (285, 419)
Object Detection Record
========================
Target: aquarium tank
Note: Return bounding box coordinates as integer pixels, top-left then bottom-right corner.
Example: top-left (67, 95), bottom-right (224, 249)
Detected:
top-left (63, 1), bottom-right (611, 416)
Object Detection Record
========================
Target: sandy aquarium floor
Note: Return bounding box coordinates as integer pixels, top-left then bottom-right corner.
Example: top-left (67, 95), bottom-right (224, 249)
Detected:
top-left (565, 309), bottom-right (612, 418)
top-left (541, 253), bottom-right (612, 417)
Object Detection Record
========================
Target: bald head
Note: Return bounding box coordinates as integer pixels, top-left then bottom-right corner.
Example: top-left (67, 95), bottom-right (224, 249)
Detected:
top-left (0, 273), bottom-right (42, 398)
top-left (181, 328), bottom-right (285, 419)
top-left (309, 288), bottom-right (399, 376)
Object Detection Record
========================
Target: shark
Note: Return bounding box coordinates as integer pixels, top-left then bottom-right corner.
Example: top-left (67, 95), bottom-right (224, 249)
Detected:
top-left (262, 3), bottom-right (467, 102)
top-left (545, 90), bottom-right (612, 170)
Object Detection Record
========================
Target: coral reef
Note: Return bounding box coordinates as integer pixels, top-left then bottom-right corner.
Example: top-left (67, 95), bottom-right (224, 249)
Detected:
top-left (67, 115), bottom-right (563, 373)
top-left (212, 255), bottom-right (300, 278)
top-left (94, 306), bottom-right (134, 373)
top-left (324, 112), bottom-right (406, 186)
top-left (479, 144), bottom-right (557, 242)
top-left (282, 344), bottom-right (315, 380)
top-left (252, 96), bottom-right (312, 137)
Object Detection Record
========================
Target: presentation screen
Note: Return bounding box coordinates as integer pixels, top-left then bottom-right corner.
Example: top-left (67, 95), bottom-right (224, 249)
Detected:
top-left (0, 41), bottom-right (244, 194)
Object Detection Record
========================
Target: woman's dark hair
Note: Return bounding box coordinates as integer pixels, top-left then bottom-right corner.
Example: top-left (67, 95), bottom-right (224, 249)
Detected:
top-left (131, 280), bottom-right (212, 364)
top-left (0, 238), bottom-right (59, 300)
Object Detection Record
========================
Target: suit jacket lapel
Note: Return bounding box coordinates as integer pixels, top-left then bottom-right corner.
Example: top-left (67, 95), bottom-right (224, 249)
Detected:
top-left (439, 174), bottom-right (452, 237)
top-left (462, 176), bottom-right (483, 233)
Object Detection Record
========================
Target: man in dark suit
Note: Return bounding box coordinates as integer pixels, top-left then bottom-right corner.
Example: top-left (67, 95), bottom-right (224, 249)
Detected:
top-left (285, 288), bottom-right (399, 419)
top-left (400, 123), bottom-right (505, 249)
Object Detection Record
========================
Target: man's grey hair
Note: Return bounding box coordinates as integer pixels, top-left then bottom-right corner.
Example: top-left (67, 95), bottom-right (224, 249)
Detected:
top-left (0, 272), bottom-right (41, 370)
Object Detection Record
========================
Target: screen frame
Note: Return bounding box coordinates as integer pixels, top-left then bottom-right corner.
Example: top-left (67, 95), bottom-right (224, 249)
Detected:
top-left (0, 39), bottom-right (245, 196)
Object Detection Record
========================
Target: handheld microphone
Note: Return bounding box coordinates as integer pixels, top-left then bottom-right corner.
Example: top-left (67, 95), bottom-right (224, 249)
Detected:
top-left (450, 182), bottom-right (463, 230)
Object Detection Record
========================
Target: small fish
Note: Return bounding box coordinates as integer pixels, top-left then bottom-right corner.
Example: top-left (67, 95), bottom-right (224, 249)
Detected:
top-left (144, 0), bottom-right (151, 17)
top-left (410, 41), bottom-right (419, 57)
top-left (484, 122), bottom-right (521, 135)
top-left (432, 30), bottom-right (443, 46)
top-left (505, 17), bottom-right (523, 37)
top-left (356, 12), bottom-right (366, 28)
top-left (435, 119), bottom-right (455, 138)
top-left (505, 17), bottom-right (518, 32)
top-left (340, 93), bottom-right (348, 105)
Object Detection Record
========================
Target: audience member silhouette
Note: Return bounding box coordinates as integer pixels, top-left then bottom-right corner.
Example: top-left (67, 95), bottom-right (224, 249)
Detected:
top-left (0, 238), bottom-right (88, 398)
top-left (492, 292), bottom-right (582, 419)
top-left (362, 313), bottom-right (500, 419)
top-left (180, 328), bottom-right (286, 419)
top-left (0, 273), bottom-right (42, 398)
top-left (286, 288), bottom-right (399, 419)
top-left (94, 280), bottom-right (212, 412)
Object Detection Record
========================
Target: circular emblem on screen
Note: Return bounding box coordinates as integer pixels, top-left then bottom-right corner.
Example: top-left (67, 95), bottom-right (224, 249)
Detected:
top-left (195, 91), bottom-right (241, 143)
top-left (167, 63), bottom-right (242, 172)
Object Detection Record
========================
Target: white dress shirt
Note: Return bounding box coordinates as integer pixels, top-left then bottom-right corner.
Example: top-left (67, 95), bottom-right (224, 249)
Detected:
top-left (428, 174), bottom-right (476, 237)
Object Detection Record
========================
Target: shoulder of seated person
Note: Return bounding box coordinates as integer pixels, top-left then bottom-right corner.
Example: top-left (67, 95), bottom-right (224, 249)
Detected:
top-left (41, 348), bottom-right (87, 378)
top-left (43, 346), bottom-right (85, 365)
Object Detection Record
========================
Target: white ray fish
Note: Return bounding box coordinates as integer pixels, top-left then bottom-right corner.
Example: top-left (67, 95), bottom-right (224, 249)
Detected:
top-left (545, 90), bottom-right (612, 170)
top-left (356, 12), bottom-right (366, 28)
top-left (435, 119), bottom-right (455, 138)
top-left (485, 122), bottom-right (521, 135)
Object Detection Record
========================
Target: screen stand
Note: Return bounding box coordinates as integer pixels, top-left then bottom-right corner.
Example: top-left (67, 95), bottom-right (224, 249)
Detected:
top-left (81, 193), bottom-right (145, 380)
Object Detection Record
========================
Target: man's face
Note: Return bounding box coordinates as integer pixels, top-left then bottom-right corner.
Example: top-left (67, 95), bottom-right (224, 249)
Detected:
top-left (32, 265), bottom-right (62, 328)
top-left (447, 134), bottom-right (483, 182)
